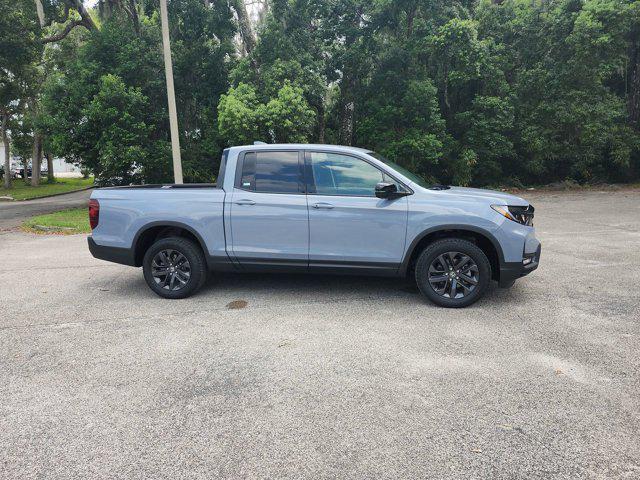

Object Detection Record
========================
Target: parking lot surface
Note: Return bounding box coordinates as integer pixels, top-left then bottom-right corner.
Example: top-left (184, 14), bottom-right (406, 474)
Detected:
top-left (1, 189), bottom-right (639, 479)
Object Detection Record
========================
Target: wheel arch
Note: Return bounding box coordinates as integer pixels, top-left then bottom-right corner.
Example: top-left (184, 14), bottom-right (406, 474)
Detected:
top-left (132, 221), bottom-right (209, 268)
top-left (400, 225), bottom-right (505, 281)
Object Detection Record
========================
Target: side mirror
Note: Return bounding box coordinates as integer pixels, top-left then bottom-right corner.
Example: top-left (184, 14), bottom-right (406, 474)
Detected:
top-left (375, 182), bottom-right (398, 199)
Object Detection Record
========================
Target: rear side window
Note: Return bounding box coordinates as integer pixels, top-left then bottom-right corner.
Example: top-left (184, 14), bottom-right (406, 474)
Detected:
top-left (239, 151), bottom-right (302, 193)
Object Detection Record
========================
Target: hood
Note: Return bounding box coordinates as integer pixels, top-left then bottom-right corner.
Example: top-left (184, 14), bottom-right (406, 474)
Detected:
top-left (433, 186), bottom-right (529, 206)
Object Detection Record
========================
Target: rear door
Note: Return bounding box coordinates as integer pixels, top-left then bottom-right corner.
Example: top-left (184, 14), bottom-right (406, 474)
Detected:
top-left (229, 150), bottom-right (308, 267)
top-left (305, 151), bottom-right (409, 273)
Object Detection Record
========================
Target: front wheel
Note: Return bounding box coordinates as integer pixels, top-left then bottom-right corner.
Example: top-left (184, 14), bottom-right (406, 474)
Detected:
top-left (142, 237), bottom-right (207, 299)
top-left (415, 238), bottom-right (491, 308)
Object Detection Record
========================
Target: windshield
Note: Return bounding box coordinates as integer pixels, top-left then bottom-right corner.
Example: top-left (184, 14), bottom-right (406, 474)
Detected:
top-left (367, 151), bottom-right (430, 188)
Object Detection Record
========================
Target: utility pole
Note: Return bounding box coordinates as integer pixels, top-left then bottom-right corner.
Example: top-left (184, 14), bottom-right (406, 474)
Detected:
top-left (159, 0), bottom-right (183, 184)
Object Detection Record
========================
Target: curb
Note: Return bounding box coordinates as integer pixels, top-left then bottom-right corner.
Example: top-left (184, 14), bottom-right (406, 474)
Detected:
top-left (12, 186), bottom-right (95, 202)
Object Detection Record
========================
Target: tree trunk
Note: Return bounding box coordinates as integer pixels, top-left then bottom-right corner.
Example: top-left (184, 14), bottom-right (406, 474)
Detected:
top-left (129, 0), bottom-right (140, 35)
top-left (40, 0), bottom-right (97, 43)
top-left (629, 45), bottom-right (640, 131)
top-left (337, 6), bottom-right (363, 147)
top-left (37, 139), bottom-right (44, 184)
top-left (230, 0), bottom-right (256, 56)
top-left (98, 0), bottom-right (111, 19)
top-left (31, 133), bottom-right (43, 187)
top-left (338, 73), bottom-right (355, 146)
top-left (316, 100), bottom-right (325, 143)
top-left (406, 5), bottom-right (416, 37)
top-left (339, 100), bottom-right (354, 146)
top-left (73, 0), bottom-right (97, 30)
top-left (2, 112), bottom-right (10, 189)
top-left (34, 0), bottom-right (45, 27)
top-left (46, 152), bottom-right (54, 182)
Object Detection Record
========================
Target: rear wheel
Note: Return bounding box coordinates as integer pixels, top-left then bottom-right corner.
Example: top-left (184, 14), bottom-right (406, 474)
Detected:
top-left (142, 237), bottom-right (207, 299)
top-left (415, 238), bottom-right (491, 308)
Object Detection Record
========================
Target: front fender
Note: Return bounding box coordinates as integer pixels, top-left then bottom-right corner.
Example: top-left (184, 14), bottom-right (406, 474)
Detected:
top-left (399, 223), bottom-right (505, 276)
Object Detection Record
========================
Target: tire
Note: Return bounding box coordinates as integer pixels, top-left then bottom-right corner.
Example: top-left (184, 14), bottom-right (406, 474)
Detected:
top-left (142, 236), bottom-right (208, 299)
top-left (415, 238), bottom-right (491, 308)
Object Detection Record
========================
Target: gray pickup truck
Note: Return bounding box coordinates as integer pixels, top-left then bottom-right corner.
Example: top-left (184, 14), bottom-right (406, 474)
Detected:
top-left (88, 144), bottom-right (540, 307)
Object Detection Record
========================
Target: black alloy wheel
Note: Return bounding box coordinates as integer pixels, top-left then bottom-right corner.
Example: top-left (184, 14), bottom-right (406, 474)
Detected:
top-left (427, 251), bottom-right (479, 299)
top-left (142, 237), bottom-right (207, 299)
top-left (415, 238), bottom-right (491, 308)
top-left (151, 249), bottom-right (192, 291)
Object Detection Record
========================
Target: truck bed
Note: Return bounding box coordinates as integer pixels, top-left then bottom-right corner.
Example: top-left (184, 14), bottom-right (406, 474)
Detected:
top-left (90, 185), bottom-right (227, 259)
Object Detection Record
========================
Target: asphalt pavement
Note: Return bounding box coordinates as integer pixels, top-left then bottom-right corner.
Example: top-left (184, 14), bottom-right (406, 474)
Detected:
top-left (1, 189), bottom-right (639, 479)
top-left (0, 188), bottom-right (92, 231)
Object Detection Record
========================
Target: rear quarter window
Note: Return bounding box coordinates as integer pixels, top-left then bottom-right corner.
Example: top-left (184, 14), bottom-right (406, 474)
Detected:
top-left (238, 151), bottom-right (302, 194)
top-left (216, 149), bottom-right (229, 188)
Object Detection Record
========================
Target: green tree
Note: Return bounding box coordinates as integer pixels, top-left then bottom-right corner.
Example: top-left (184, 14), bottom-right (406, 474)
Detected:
top-left (168, 0), bottom-right (236, 180)
top-left (0, 0), bottom-right (42, 188)
top-left (218, 82), bottom-right (315, 144)
top-left (19, 0), bottom-right (640, 187)
top-left (217, 83), bottom-right (261, 145)
top-left (223, 0), bottom-right (328, 143)
top-left (43, 16), bottom-right (165, 184)
top-left (262, 83), bottom-right (316, 142)
top-left (477, 0), bottom-right (640, 184)
top-left (81, 74), bottom-right (170, 183)
top-left (43, 0), bottom-right (237, 184)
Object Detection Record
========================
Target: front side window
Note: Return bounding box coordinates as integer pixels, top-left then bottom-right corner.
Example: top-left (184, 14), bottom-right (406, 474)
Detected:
top-left (308, 152), bottom-right (395, 196)
top-left (239, 151), bottom-right (301, 193)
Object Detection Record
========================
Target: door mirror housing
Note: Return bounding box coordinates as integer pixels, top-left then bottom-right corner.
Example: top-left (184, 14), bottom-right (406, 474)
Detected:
top-left (375, 182), bottom-right (404, 199)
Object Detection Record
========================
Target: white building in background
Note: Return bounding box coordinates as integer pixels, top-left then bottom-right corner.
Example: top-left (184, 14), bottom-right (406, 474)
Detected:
top-left (51, 157), bottom-right (81, 175)
top-left (0, 143), bottom-right (82, 177)
top-left (0, 142), bottom-right (18, 169)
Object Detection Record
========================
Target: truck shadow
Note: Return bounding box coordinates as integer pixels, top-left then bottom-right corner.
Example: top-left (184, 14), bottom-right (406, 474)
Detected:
top-left (114, 270), bottom-right (524, 308)
top-left (206, 271), bottom-right (418, 295)
top-left (196, 271), bottom-right (517, 307)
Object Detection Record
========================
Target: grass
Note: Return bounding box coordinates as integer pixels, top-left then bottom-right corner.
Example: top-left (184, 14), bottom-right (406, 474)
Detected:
top-left (22, 208), bottom-right (90, 235)
top-left (0, 177), bottom-right (94, 201)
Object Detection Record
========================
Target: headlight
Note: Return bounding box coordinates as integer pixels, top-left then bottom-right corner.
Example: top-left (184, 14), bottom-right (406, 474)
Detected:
top-left (491, 204), bottom-right (534, 226)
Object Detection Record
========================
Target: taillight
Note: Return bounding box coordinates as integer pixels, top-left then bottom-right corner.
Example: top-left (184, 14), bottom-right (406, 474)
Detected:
top-left (89, 199), bottom-right (100, 230)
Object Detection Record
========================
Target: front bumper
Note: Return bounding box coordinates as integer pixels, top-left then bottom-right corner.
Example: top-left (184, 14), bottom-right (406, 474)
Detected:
top-left (499, 244), bottom-right (541, 287)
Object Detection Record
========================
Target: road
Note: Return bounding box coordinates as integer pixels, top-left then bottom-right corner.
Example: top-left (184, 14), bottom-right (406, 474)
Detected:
top-left (1, 189), bottom-right (639, 479)
top-left (0, 188), bottom-right (92, 231)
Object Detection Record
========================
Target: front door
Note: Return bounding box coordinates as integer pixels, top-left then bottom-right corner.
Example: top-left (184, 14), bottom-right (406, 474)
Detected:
top-left (305, 151), bottom-right (409, 273)
top-left (229, 150), bottom-right (308, 267)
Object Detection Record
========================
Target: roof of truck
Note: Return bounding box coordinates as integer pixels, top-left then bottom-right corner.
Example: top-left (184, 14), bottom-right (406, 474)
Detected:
top-left (229, 143), bottom-right (371, 155)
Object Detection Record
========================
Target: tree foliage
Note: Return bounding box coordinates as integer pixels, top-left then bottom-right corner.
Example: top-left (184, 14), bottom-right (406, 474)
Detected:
top-left (218, 82), bottom-right (315, 144)
top-left (0, 0), bottom-right (43, 187)
top-left (4, 0), bottom-right (640, 186)
top-left (42, 0), bottom-right (236, 184)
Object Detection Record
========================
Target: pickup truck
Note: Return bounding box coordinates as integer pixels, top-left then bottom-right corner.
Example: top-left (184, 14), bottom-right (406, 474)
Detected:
top-left (88, 143), bottom-right (541, 307)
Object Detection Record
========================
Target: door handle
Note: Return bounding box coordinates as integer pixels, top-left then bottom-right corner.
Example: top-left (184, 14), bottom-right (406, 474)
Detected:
top-left (312, 202), bottom-right (334, 209)
top-left (235, 199), bottom-right (256, 206)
